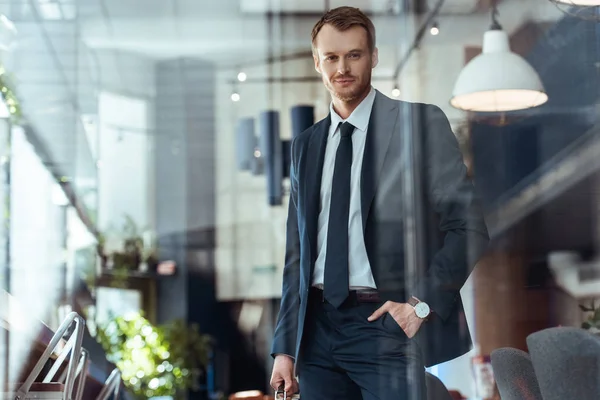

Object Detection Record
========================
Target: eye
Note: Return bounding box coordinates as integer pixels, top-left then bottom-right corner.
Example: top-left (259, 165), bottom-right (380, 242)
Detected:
top-left (349, 53), bottom-right (360, 59)
top-left (326, 56), bottom-right (337, 61)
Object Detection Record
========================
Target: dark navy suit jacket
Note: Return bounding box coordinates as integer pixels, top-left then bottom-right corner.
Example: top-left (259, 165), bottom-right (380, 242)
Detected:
top-left (271, 90), bottom-right (489, 368)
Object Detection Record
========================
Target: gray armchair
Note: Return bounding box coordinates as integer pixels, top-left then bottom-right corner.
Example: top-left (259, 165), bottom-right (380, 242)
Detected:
top-left (490, 347), bottom-right (543, 400)
top-left (526, 327), bottom-right (600, 400)
top-left (425, 372), bottom-right (453, 400)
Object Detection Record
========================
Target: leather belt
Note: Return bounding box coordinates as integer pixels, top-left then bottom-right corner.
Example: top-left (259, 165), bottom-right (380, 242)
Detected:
top-left (309, 286), bottom-right (381, 304)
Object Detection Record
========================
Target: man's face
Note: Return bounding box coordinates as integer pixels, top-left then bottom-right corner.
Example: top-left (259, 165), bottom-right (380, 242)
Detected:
top-left (313, 24), bottom-right (378, 103)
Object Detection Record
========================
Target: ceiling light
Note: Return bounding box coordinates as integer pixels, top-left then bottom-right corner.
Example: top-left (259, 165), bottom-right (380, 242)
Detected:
top-left (38, 1), bottom-right (63, 20)
top-left (231, 92), bottom-right (240, 102)
top-left (430, 22), bottom-right (439, 36)
top-left (237, 72), bottom-right (247, 82)
top-left (0, 15), bottom-right (17, 51)
top-left (0, 15), bottom-right (16, 33)
top-left (450, 7), bottom-right (547, 112)
top-left (391, 85), bottom-right (401, 97)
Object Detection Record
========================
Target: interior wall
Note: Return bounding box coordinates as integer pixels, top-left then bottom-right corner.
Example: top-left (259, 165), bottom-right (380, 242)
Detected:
top-left (97, 91), bottom-right (151, 233)
top-left (216, 57), bottom-right (318, 301)
top-left (92, 49), bottom-right (157, 233)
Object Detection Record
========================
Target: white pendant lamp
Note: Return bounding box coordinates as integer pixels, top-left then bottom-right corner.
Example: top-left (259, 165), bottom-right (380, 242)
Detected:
top-left (450, 6), bottom-right (548, 112)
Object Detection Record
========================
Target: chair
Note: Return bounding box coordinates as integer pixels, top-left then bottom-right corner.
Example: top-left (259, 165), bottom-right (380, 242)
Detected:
top-left (490, 347), bottom-right (543, 400)
top-left (425, 372), bottom-right (453, 400)
top-left (95, 368), bottom-right (121, 400)
top-left (527, 327), bottom-right (600, 400)
top-left (7, 312), bottom-right (85, 400)
top-left (55, 349), bottom-right (90, 400)
top-left (447, 390), bottom-right (465, 400)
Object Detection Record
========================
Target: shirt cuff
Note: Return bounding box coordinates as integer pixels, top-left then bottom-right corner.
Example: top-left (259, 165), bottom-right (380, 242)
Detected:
top-left (273, 353), bottom-right (296, 361)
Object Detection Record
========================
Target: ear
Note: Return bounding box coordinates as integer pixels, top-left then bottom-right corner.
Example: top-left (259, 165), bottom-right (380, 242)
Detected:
top-left (313, 53), bottom-right (322, 74)
top-left (372, 47), bottom-right (379, 69)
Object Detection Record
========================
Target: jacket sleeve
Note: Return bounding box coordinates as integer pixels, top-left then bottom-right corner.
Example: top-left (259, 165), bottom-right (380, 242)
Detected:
top-left (410, 104), bottom-right (489, 321)
top-left (270, 137), bottom-right (302, 359)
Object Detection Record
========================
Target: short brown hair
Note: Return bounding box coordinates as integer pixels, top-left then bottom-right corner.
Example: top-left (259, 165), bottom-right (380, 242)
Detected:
top-left (311, 6), bottom-right (376, 54)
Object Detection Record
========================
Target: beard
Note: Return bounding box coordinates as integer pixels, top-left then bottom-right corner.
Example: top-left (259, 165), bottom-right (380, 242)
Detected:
top-left (326, 74), bottom-right (371, 103)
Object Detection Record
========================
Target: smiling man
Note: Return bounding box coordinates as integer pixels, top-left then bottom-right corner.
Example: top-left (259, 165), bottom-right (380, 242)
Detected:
top-left (269, 6), bottom-right (489, 400)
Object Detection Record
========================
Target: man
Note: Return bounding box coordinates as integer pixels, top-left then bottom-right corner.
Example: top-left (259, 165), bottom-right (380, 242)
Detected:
top-left (270, 6), bottom-right (489, 400)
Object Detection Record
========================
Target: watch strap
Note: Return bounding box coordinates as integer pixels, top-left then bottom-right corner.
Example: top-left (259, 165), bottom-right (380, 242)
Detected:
top-left (407, 296), bottom-right (420, 307)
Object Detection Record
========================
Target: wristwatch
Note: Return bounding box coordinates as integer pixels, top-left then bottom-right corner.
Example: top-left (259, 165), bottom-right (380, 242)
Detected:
top-left (408, 296), bottom-right (432, 320)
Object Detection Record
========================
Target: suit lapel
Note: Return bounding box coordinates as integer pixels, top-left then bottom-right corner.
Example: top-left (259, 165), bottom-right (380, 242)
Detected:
top-left (304, 115), bottom-right (330, 262)
top-left (360, 91), bottom-right (399, 230)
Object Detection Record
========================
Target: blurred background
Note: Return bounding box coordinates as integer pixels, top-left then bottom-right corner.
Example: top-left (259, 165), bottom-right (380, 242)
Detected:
top-left (0, 0), bottom-right (598, 399)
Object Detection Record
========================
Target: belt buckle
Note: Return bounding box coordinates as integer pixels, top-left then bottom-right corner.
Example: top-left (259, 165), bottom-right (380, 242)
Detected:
top-left (365, 292), bottom-right (378, 301)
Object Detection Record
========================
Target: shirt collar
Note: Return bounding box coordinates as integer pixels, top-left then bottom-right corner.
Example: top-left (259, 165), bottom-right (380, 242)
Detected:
top-left (329, 86), bottom-right (376, 135)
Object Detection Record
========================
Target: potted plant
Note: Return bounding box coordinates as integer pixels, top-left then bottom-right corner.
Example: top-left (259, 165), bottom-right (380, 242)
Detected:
top-left (96, 312), bottom-right (212, 399)
top-left (97, 215), bottom-right (161, 284)
top-left (112, 215), bottom-right (144, 272)
top-left (580, 300), bottom-right (600, 335)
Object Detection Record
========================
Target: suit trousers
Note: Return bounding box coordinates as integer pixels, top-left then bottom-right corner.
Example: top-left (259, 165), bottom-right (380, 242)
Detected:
top-left (297, 289), bottom-right (427, 400)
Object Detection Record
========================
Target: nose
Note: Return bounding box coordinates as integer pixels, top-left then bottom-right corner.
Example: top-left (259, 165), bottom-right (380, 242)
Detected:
top-left (337, 59), bottom-right (349, 75)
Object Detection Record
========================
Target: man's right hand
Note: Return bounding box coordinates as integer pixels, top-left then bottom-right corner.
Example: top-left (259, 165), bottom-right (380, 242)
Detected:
top-left (270, 355), bottom-right (298, 397)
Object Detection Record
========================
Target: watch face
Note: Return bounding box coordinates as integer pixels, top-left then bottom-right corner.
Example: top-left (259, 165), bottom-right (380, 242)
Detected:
top-left (414, 302), bottom-right (430, 319)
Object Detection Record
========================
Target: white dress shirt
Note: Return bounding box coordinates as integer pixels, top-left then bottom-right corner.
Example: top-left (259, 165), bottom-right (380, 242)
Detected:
top-left (312, 87), bottom-right (377, 290)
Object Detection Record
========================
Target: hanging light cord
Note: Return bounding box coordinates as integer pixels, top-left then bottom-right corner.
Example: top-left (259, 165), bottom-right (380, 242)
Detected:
top-left (490, 0), bottom-right (503, 30)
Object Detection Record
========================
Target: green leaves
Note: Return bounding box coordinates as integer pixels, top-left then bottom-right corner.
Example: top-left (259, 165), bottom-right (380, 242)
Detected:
top-left (96, 312), bottom-right (212, 399)
top-left (580, 300), bottom-right (600, 331)
top-left (0, 66), bottom-right (22, 123)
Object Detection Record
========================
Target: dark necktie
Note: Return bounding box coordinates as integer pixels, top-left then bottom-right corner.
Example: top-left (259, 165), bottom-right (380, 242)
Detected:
top-left (323, 121), bottom-right (355, 308)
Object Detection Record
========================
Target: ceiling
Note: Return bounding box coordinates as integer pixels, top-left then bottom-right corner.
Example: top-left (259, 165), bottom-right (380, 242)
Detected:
top-left (239, 0), bottom-right (487, 14)
top-left (239, 0), bottom-right (392, 13)
top-left (75, 0), bottom-right (560, 63)
top-left (76, 0), bottom-right (487, 17)
top-left (76, 0), bottom-right (484, 18)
